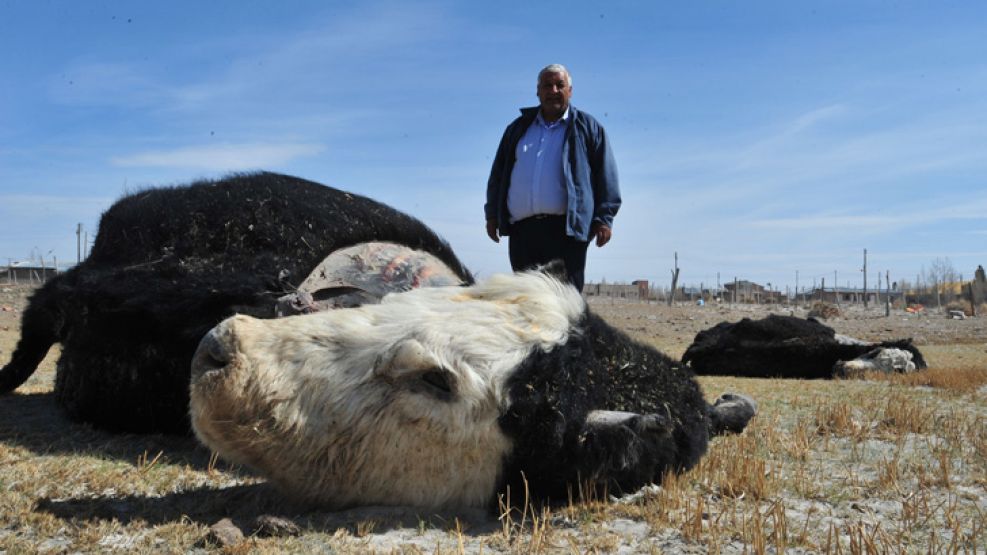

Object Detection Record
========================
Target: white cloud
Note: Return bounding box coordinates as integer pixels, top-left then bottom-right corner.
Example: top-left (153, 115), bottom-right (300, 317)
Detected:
top-left (750, 214), bottom-right (900, 232)
top-left (158, 4), bottom-right (453, 113)
top-left (750, 191), bottom-right (987, 232)
top-left (49, 62), bottom-right (175, 108)
top-left (110, 143), bottom-right (325, 171)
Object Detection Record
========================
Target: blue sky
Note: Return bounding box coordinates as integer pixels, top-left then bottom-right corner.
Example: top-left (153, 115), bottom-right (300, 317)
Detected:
top-left (2, 1), bottom-right (985, 292)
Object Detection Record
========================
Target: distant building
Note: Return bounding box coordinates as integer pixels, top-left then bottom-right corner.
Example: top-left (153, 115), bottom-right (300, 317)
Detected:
top-left (809, 286), bottom-right (903, 304)
top-left (632, 280), bottom-right (649, 299)
top-left (2, 261), bottom-right (60, 284)
top-left (722, 280), bottom-right (783, 303)
top-left (585, 280), bottom-right (649, 300)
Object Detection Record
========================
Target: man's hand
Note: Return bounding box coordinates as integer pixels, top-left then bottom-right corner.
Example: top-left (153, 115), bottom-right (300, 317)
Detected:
top-left (486, 219), bottom-right (500, 243)
top-left (591, 223), bottom-right (612, 247)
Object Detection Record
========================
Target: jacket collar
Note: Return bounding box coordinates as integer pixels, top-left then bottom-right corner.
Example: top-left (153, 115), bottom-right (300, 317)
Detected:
top-left (520, 104), bottom-right (579, 121)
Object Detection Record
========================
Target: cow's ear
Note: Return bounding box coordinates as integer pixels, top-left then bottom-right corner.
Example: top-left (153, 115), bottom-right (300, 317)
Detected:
top-left (535, 259), bottom-right (569, 282)
top-left (375, 339), bottom-right (457, 401)
top-left (375, 339), bottom-right (440, 377)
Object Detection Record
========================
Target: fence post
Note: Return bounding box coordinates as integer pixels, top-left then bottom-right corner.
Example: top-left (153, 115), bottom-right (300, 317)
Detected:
top-left (965, 282), bottom-right (975, 317)
top-left (885, 271), bottom-right (891, 317)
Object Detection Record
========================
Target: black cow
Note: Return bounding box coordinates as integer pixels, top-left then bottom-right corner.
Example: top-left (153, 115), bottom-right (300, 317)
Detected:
top-left (682, 314), bottom-right (927, 379)
top-left (0, 172), bottom-right (471, 433)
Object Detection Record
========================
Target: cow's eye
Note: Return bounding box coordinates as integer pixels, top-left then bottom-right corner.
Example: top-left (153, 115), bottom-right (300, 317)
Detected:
top-left (420, 370), bottom-right (452, 394)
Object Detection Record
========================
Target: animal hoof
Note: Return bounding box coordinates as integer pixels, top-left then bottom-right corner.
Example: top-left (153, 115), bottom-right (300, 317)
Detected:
top-left (710, 392), bottom-right (757, 435)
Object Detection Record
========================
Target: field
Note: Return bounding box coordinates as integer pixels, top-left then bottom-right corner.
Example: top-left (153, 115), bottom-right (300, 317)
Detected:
top-left (1, 284), bottom-right (984, 553)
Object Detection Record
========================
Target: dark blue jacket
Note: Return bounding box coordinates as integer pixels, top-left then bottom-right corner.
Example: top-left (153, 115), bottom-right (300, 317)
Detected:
top-left (485, 105), bottom-right (621, 242)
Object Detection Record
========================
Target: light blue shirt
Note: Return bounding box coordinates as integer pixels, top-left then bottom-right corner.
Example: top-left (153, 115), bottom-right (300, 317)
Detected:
top-left (507, 108), bottom-right (569, 223)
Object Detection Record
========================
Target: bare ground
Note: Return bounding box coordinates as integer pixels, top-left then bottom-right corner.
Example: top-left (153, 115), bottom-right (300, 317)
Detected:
top-left (1, 284), bottom-right (985, 553)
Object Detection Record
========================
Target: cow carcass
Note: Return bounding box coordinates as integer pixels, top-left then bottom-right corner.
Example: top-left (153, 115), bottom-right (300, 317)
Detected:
top-left (189, 268), bottom-right (757, 510)
top-left (0, 172), bottom-right (471, 433)
top-left (682, 314), bottom-right (927, 379)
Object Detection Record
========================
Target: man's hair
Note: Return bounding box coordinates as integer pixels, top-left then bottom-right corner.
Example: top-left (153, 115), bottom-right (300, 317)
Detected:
top-left (538, 64), bottom-right (572, 87)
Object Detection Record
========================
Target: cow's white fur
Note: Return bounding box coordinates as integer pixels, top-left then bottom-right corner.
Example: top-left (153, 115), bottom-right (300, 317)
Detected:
top-left (835, 347), bottom-right (917, 375)
top-left (190, 270), bottom-right (586, 509)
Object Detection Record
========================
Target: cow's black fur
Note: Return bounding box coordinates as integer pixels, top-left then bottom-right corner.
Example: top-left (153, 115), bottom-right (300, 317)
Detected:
top-left (1, 172), bottom-right (472, 433)
top-left (682, 314), bottom-right (927, 379)
top-left (498, 311), bottom-right (713, 504)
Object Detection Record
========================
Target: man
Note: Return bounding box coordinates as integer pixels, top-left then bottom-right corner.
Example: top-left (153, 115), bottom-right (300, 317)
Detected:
top-left (484, 64), bottom-right (620, 292)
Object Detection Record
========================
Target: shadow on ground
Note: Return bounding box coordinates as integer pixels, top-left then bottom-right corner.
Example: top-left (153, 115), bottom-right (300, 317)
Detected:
top-left (7, 392), bottom-right (499, 537)
top-left (36, 484), bottom-right (499, 536)
top-left (0, 391), bottom-right (210, 468)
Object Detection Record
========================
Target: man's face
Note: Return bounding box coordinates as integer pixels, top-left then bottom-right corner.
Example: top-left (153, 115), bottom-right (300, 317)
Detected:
top-left (537, 71), bottom-right (572, 120)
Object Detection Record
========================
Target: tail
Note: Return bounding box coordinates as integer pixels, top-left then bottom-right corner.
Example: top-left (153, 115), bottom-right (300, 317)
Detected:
top-left (708, 392), bottom-right (757, 436)
top-left (0, 277), bottom-right (68, 392)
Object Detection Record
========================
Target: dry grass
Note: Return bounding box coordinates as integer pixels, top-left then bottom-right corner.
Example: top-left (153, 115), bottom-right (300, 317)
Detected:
top-left (863, 364), bottom-right (987, 393)
top-left (1, 285), bottom-right (985, 552)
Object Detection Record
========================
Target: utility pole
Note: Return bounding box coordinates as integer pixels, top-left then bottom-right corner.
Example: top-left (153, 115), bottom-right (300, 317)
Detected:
top-left (885, 270), bottom-right (891, 317)
top-left (834, 270), bottom-right (839, 307)
top-left (862, 249), bottom-right (868, 309)
top-left (76, 223), bottom-right (83, 264)
top-left (668, 252), bottom-right (680, 307)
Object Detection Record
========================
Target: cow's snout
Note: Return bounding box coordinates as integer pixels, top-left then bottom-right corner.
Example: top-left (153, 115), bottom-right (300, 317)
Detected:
top-left (191, 326), bottom-right (232, 381)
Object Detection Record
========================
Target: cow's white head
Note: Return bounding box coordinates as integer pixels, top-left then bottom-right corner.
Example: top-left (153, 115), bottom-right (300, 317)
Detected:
top-left (189, 270), bottom-right (585, 509)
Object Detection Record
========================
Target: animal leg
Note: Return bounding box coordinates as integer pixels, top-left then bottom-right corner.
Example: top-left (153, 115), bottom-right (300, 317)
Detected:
top-left (708, 393), bottom-right (757, 435)
top-left (575, 410), bottom-right (675, 494)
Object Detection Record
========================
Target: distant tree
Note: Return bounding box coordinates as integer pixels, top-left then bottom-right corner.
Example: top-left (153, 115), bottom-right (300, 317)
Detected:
top-left (922, 257), bottom-right (959, 308)
top-left (668, 252), bottom-right (680, 307)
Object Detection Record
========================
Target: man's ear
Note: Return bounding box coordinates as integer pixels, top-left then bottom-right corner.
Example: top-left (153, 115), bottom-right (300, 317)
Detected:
top-left (535, 259), bottom-right (568, 282)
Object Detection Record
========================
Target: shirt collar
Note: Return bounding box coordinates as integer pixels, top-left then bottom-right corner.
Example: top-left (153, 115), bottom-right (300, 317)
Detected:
top-left (536, 106), bottom-right (570, 127)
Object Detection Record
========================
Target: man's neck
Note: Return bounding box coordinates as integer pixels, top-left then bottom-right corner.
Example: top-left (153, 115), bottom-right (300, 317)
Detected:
top-left (540, 106), bottom-right (568, 123)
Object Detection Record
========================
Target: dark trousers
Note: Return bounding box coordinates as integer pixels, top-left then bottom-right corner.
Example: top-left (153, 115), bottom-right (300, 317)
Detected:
top-left (508, 215), bottom-right (590, 292)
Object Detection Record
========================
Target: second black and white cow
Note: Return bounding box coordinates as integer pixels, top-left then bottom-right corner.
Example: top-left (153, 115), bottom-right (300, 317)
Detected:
top-left (0, 172), bottom-right (471, 433)
top-left (683, 314), bottom-right (927, 379)
top-left (190, 267), bottom-right (756, 510)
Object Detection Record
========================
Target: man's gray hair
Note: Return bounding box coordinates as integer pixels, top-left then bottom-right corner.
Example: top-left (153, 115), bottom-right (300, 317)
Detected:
top-left (538, 64), bottom-right (572, 87)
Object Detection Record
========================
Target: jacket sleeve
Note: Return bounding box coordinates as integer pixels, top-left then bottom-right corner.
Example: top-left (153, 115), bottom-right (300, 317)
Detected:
top-left (590, 124), bottom-right (621, 228)
top-left (484, 126), bottom-right (513, 222)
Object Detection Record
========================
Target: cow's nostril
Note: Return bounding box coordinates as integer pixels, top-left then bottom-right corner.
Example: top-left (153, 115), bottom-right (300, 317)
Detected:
top-left (191, 329), bottom-right (231, 379)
